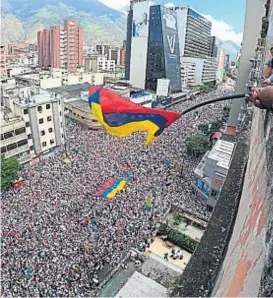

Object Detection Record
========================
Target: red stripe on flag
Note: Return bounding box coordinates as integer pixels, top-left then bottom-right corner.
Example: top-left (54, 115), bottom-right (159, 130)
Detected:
top-left (95, 177), bottom-right (115, 196)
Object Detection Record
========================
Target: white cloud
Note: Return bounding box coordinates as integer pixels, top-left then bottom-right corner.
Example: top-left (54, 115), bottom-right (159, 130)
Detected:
top-left (165, 2), bottom-right (175, 8)
top-left (203, 14), bottom-right (243, 46)
top-left (98, 0), bottom-right (129, 10)
top-left (99, 1), bottom-right (243, 45)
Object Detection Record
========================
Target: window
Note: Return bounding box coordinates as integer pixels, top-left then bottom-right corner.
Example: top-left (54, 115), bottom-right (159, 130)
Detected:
top-left (30, 145), bottom-right (34, 151)
top-left (7, 143), bottom-right (17, 151)
top-left (23, 109), bottom-right (28, 115)
top-left (40, 130), bottom-right (45, 136)
top-left (59, 100), bottom-right (61, 105)
top-left (1, 134), bottom-right (3, 141)
top-left (1, 147), bottom-right (7, 154)
top-left (42, 142), bottom-right (47, 147)
top-left (27, 134), bottom-right (32, 140)
top-left (48, 128), bottom-right (53, 133)
top-left (37, 106), bottom-right (42, 113)
top-left (15, 127), bottom-right (26, 135)
top-left (46, 104), bottom-right (51, 109)
top-left (4, 131), bottom-right (14, 139)
top-left (47, 116), bottom-right (52, 122)
top-left (50, 139), bottom-right (55, 145)
top-left (60, 122), bottom-right (63, 128)
top-left (39, 118), bottom-right (43, 124)
top-left (18, 139), bottom-right (28, 147)
top-left (26, 122), bottom-right (30, 127)
top-left (60, 111), bottom-right (62, 116)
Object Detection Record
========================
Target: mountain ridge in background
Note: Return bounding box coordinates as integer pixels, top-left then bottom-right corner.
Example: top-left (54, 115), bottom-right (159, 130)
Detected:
top-left (1, 0), bottom-right (126, 46)
top-left (1, 0), bottom-right (240, 60)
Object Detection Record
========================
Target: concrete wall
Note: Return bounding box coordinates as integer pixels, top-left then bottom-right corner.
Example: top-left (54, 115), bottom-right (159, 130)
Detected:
top-left (172, 109), bottom-right (273, 297)
top-left (228, 0), bottom-right (266, 128)
top-left (213, 109), bottom-right (273, 297)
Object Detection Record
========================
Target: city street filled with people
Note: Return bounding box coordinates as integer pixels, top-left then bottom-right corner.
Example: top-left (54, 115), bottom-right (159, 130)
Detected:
top-left (1, 84), bottom-right (234, 297)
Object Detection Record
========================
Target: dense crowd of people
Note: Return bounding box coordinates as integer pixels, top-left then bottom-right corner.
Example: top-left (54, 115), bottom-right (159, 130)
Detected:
top-left (1, 83), bottom-right (234, 297)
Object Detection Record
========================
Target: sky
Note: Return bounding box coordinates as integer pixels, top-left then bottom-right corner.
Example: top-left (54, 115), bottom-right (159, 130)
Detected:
top-left (98, 0), bottom-right (246, 46)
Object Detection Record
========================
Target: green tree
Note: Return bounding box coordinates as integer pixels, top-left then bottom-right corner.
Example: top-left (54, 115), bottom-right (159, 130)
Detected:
top-left (186, 135), bottom-right (210, 157)
top-left (1, 157), bottom-right (20, 190)
top-left (157, 223), bottom-right (198, 253)
top-left (196, 84), bottom-right (212, 94)
top-left (198, 124), bottom-right (210, 135)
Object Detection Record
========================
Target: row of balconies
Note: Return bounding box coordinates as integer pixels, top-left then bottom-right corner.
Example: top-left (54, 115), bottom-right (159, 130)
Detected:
top-left (186, 23), bottom-right (211, 36)
top-left (2, 144), bottom-right (29, 159)
top-left (185, 35), bottom-right (210, 47)
top-left (1, 132), bottom-right (27, 147)
top-left (187, 16), bottom-right (211, 30)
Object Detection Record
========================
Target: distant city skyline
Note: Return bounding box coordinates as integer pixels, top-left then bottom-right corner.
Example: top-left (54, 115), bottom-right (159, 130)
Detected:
top-left (98, 0), bottom-right (244, 46)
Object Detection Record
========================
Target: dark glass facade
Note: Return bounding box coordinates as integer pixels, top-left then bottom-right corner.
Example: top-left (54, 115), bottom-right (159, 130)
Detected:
top-left (125, 10), bottom-right (133, 80)
top-left (145, 5), bottom-right (166, 91)
top-left (145, 5), bottom-right (182, 93)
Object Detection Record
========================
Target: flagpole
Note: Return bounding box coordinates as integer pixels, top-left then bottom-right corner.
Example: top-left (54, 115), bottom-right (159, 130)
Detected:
top-left (181, 93), bottom-right (246, 116)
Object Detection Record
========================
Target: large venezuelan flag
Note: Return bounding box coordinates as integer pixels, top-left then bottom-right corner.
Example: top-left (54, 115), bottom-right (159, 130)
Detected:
top-left (88, 87), bottom-right (181, 145)
top-left (95, 178), bottom-right (126, 199)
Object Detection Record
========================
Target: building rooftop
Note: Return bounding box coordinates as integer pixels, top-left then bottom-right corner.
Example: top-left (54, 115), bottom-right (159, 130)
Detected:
top-left (164, 210), bottom-right (206, 242)
top-left (0, 108), bottom-right (23, 127)
top-left (65, 99), bottom-right (90, 112)
top-left (208, 139), bottom-right (235, 170)
top-left (47, 82), bottom-right (91, 99)
top-left (145, 237), bottom-right (192, 271)
top-left (115, 271), bottom-right (167, 297)
top-left (13, 89), bottom-right (57, 108)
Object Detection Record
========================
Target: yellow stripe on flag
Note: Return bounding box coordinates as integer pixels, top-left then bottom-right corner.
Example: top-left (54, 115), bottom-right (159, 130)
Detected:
top-left (107, 180), bottom-right (127, 199)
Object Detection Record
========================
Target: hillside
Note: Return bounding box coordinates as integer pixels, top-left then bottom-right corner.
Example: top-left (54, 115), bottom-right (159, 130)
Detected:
top-left (1, 0), bottom-right (240, 59)
top-left (1, 0), bottom-right (126, 46)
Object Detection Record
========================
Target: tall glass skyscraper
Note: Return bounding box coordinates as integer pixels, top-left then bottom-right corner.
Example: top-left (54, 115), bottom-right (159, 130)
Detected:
top-left (125, 1), bottom-right (182, 93)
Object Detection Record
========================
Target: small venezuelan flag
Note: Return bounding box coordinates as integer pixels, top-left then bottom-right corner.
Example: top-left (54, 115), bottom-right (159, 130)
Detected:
top-left (88, 87), bottom-right (181, 145)
top-left (95, 177), bottom-right (126, 199)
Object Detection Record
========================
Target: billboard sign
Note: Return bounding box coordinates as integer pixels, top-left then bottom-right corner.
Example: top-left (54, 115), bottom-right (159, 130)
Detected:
top-left (161, 7), bottom-right (182, 93)
top-left (163, 8), bottom-right (178, 59)
top-left (132, 1), bottom-right (150, 37)
top-left (130, 1), bottom-right (151, 89)
top-left (156, 78), bottom-right (170, 96)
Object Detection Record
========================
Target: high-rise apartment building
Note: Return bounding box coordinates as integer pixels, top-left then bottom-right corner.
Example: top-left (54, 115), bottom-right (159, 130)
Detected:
top-left (225, 54), bottom-right (230, 72)
top-left (108, 47), bottom-right (126, 66)
top-left (1, 45), bottom-right (7, 78)
top-left (37, 20), bottom-right (83, 72)
top-left (120, 48), bottom-right (126, 66)
top-left (210, 36), bottom-right (218, 58)
top-left (217, 47), bottom-right (226, 82)
top-left (174, 6), bottom-right (212, 58)
top-left (96, 45), bottom-right (110, 56)
top-left (126, 1), bottom-right (182, 93)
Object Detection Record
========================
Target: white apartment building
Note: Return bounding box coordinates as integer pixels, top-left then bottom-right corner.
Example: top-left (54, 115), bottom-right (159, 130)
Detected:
top-left (85, 54), bottom-right (116, 73)
top-left (6, 53), bottom-right (38, 69)
top-left (1, 110), bottom-right (31, 164)
top-left (202, 57), bottom-right (218, 84)
top-left (181, 60), bottom-right (196, 88)
top-left (181, 56), bottom-right (218, 86)
top-left (97, 56), bottom-right (115, 72)
top-left (14, 90), bottom-right (65, 160)
top-left (15, 69), bottom-right (104, 89)
top-left (1, 85), bottom-right (65, 163)
top-left (193, 139), bottom-right (235, 209)
top-left (217, 48), bottom-right (226, 83)
top-left (174, 6), bottom-right (212, 58)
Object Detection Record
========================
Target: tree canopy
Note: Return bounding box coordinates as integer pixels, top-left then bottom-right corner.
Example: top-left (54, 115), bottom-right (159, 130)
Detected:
top-left (1, 157), bottom-right (20, 190)
top-left (186, 135), bottom-right (210, 157)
